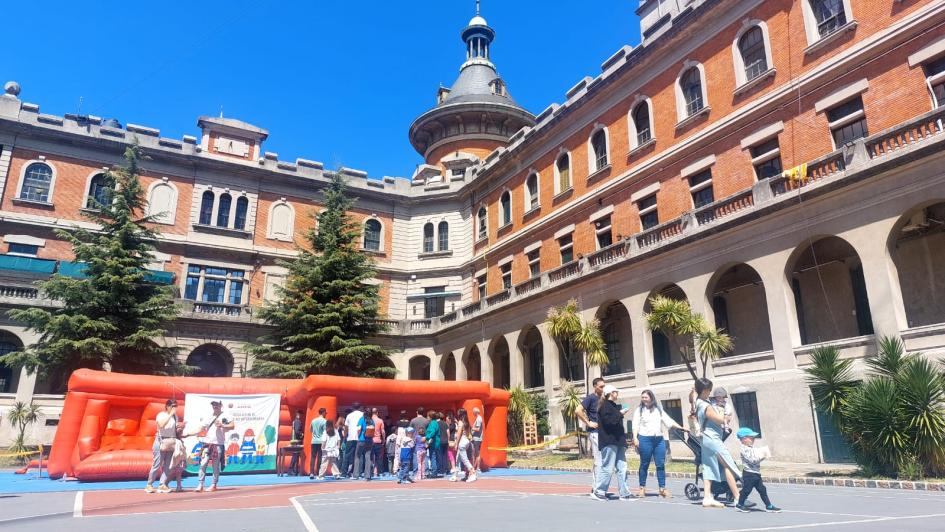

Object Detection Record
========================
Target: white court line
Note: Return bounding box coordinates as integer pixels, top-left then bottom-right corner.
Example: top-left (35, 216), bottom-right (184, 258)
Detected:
top-left (73, 491), bottom-right (83, 518)
top-left (290, 496), bottom-right (319, 532)
top-left (708, 511), bottom-right (945, 532)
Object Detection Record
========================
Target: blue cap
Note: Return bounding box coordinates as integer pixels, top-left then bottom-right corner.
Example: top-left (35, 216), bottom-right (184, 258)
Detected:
top-left (406, 427), bottom-right (415, 433)
top-left (736, 427), bottom-right (760, 439)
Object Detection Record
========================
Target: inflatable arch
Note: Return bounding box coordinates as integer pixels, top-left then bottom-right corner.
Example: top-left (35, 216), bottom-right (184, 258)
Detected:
top-left (47, 369), bottom-right (509, 481)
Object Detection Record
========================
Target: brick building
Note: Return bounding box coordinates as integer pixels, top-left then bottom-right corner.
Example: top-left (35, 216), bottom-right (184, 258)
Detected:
top-left (1, 0), bottom-right (945, 462)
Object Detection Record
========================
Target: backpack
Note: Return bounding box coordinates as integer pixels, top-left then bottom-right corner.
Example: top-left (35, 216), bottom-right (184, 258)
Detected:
top-left (363, 417), bottom-right (376, 439)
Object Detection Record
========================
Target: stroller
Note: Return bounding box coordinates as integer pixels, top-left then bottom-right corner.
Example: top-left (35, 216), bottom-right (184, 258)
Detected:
top-left (673, 428), bottom-right (741, 503)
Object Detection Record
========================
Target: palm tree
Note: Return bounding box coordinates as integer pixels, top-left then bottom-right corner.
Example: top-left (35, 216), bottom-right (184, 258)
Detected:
top-left (507, 385), bottom-right (533, 446)
top-left (7, 401), bottom-right (42, 463)
top-left (644, 295), bottom-right (733, 381)
top-left (546, 299), bottom-right (609, 392)
top-left (805, 337), bottom-right (945, 478)
top-left (558, 381), bottom-right (587, 455)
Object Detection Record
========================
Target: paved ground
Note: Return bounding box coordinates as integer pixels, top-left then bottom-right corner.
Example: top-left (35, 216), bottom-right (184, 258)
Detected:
top-left (0, 469), bottom-right (943, 531)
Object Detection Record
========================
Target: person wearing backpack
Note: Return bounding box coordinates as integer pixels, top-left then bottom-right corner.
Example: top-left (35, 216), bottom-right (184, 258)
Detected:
top-left (354, 409), bottom-right (375, 480)
top-left (631, 389), bottom-right (688, 498)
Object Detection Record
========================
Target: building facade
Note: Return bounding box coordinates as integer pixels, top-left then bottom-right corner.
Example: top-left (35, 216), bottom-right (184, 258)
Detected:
top-left (2, 0), bottom-right (945, 462)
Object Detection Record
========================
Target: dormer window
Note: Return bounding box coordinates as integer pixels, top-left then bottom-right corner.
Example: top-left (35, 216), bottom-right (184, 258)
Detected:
top-left (491, 79), bottom-right (506, 96)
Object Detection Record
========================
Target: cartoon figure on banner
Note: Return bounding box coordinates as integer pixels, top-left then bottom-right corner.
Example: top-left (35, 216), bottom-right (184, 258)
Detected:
top-left (226, 433), bottom-right (240, 465)
top-left (240, 428), bottom-right (257, 464)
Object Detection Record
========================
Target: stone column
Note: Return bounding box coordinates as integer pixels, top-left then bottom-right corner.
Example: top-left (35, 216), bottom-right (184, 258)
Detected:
top-left (750, 250), bottom-right (801, 371)
top-left (537, 322), bottom-right (565, 435)
top-left (505, 330), bottom-right (524, 388)
top-left (622, 293), bottom-right (651, 388)
top-left (841, 219), bottom-right (908, 339)
top-left (581, 305), bottom-right (602, 383)
top-left (455, 348), bottom-right (468, 381)
top-left (478, 339), bottom-right (494, 385)
top-left (430, 352), bottom-right (444, 381)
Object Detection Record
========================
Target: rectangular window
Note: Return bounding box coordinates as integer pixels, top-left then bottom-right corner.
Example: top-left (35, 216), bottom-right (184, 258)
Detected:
top-left (477, 274), bottom-right (487, 301)
top-left (689, 170), bottom-right (714, 209)
top-left (424, 286), bottom-right (446, 318)
top-left (661, 399), bottom-right (684, 441)
top-left (452, 167), bottom-right (464, 178)
top-left (813, 0), bottom-right (847, 38)
top-left (595, 215), bottom-right (613, 249)
top-left (827, 96), bottom-right (868, 147)
top-left (732, 392), bottom-right (762, 437)
top-left (501, 263), bottom-right (512, 290)
top-left (558, 234), bottom-right (574, 265)
top-left (7, 243), bottom-right (38, 256)
top-left (749, 138), bottom-right (783, 180)
top-left (925, 56), bottom-right (945, 108)
top-left (184, 264), bottom-right (248, 306)
top-left (527, 250), bottom-right (541, 278)
top-left (638, 194), bottom-right (659, 230)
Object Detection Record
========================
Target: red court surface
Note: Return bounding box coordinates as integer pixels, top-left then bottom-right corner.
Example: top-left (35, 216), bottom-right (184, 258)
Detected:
top-left (81, 477), bottom-right (588, 517)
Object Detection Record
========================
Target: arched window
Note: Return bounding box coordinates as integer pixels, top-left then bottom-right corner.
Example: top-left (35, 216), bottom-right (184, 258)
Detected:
top-left (198, 191), bottom-right (214, 225)
top-left (437, 221), bottom-right (449, 251)
top-left (811, 0), bottom-right (847, 38)
top-left (85, 173), bottom-right (111, 209)
top-left (681, 67), bottom-right (705, 117)
top-left (186, 344), bottom-right (233, 378)
top-left (19, 163), bottom-right (53, 202)
top-left (556, 153), bottom-right (571, 192)
top-left (632, 101), bottom-right (651, 147)
top-left (268, 201), bottom-right (294, 241)
top-left (216, 193), bottom-right (232, 227)
top-left (233, 196), bottom-right (249, 230)
top-left (423, 222), bottom-right (434, 253)
top-left (0, 332), bottom-right (23, 393)
top-left (477, 207), bottom-right (488, 240)
top-left (500, 191), bottom-right (512, 226)
top-left (739, 26), bottom-right (768, 81)
top-left (146, 181), bottom-right (177, 224)
top-left (591, 129), bottom-right (608, 171)
top-left (526, 173), bottom-right (539, 211)
top-left (363, 219), bottom-right (382, 251)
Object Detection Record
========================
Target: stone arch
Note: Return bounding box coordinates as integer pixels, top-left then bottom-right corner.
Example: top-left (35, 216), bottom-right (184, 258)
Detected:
top-left (0, 330), bottom-right (24, 394)
top-left (462, 345), bottom-right (482, 382)
top-left (889, 200), bottom-right (945, 328)
top-left (595, 301), bottom-right (634, 375)
top-left (408, 355), bottom-right (431, 380)
top-left (786, 236), bottom-right (874, 344)
top-left (186, 344), bottom-right (234, 377)
top-left (489, 335), bottom-right (511, 390)
top-left (707, 263), bottom-right (773, 356)
top-left (644, 283), bottom-right (692, 368)
top-left (519, 325), bottom-right (544, 389)
top-left (441, 352), bottom-right (457, 381)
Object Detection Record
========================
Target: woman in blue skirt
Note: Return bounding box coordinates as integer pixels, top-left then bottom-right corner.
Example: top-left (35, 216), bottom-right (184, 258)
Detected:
top-left (694, 377), bottom-right (741, 508)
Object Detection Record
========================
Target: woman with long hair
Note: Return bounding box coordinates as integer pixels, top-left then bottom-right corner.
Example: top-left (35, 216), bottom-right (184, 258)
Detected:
top-left (632, 389), bottom-right (687, 498)
top-left (449, 408), bottom-right (476, 482)
top-left (320, 421), bottom-right (342, 479)
top-left (694, 378), bottom-right (741, 507)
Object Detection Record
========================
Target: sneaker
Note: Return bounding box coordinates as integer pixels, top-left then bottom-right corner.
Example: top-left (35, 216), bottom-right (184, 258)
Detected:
top-left (156, 484), bottom-right (171, 494)
top-left (765, 505), bottom-right (782, 513)
top-left (406, 478), bottom-right (415, 484)
top-left (144, 484), bottom-right (155, 494)
top-left (449, 474), bottom-right (458, 482)
top-left (194, 484), bottom-right (204, 493)
top-left (309, 474), bottom-right (315, 480)
top-left (466, 474), bottom-right (478, 483)
top-left (397, 480), bottom-right (403, 484)
top-left (744, 501), bottom-right (757, 508)
top-left (207, 484), bottom-right (217, 492)
top-left (703, 498), bottom-right (724, 508)
top-left (735, 504), bottom-right (751, 513)
top-left (589, 492), bottom-right (608, 502)
top-left (619, 495), bottom-right (637, 501)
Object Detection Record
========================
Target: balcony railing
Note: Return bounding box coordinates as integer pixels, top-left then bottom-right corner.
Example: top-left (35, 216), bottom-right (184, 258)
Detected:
top-left (866, 106), bottom-right (945, 159)
top-left (440, 311), bottom-right (458, 324)
top-left (548, 261), bottom-right (582, 283)
top-left (192, 301), bottom-right (251, 317)
top-left (409, 320), bottom-right (431, 331)
top-left (514, 277), bottom-right (542, 296)
top-left (694, 189), bottom-right (754, 226)
top-left (0, 284), bottom-right (39, 299)
top-left (461, 301), bottom-right (482, 317)
top-left (635, 217), bottom-right (684, 249)
top-left (487, 289), bottom-right (511, 306)
top-left (769, 148), bottom-right (846, 196)
top-left (587, 241), bottom-right (628, 268)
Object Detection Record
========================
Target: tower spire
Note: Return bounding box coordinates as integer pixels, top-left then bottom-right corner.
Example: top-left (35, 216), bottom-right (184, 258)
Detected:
top-left (476, 0), bottom-right (480, 15)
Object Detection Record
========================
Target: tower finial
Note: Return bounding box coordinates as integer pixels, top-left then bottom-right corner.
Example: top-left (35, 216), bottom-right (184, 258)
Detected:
top-left (476, 0), bottom-right (480, 15)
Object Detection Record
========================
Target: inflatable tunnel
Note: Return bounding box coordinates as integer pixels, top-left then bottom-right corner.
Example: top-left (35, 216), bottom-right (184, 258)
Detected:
top-left (47, 369), bottom-right (509, 481)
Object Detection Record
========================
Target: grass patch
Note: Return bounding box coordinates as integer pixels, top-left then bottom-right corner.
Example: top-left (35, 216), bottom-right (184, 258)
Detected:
top-left (508, 452), bottom-right (694, 474)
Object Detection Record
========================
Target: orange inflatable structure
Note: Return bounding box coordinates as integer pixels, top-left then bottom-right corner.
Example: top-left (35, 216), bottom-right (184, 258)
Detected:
top-left (47, 369), bottom-right (509, 481)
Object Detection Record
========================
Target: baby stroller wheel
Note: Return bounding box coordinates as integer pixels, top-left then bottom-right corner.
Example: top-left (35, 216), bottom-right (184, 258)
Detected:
top-left (684, 483), bottom-right (700, 501)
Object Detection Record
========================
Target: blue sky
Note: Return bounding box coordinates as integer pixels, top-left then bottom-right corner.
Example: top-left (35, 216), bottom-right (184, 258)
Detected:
top-left (4, 1), bottom-right (641, 178)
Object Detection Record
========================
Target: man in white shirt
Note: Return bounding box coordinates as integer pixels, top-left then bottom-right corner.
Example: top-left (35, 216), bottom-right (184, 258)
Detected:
top-left (196, 400), bottom-right (234, 492)
top-left (343, 402), bottom-right (364, 478)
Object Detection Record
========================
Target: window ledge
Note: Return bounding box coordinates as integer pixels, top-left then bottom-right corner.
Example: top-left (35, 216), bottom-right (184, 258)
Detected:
top-left (627, 138), bottom-right (656, 158)
top-left (733, 67), bottom-right (777, 97)
top-left (587, 164), bottom-right (612, 182)
top-left (360, 248), bottom-right (386, 257)
top-left (804, 21), bottom-right (858, 56)
top-left (12, 198), bottom-right (54, 208)
top-left (192, 223), bottom-right (252, 238)
top-left (497, 222), bottom-right (513, 233)
top-left (523, 205), bottom-right (541, 220)
top-left (552, 187), bottom-right (574, 203)
top-left (79, 207), bottom-right (102, 214)
top-left (675, 106), bottom-right (711, 129)
top-left (418, 250), bottom-right (453, 259)
top-left (475, 235), bottom-right (489, 245)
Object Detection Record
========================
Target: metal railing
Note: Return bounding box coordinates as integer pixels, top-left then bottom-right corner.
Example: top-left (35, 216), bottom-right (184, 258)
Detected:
top-left (694, 189), bottom-right (754, 226)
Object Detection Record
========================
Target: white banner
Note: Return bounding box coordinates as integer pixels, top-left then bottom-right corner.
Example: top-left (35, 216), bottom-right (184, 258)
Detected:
top-left (182, 393), bottom-right (281, 474)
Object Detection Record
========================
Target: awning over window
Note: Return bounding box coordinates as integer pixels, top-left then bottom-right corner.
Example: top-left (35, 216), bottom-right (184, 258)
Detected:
top-left (405, 291), bottom-right (461, 300)
top-left (0, 254), bottom-right (56, 274)
top-left (58, 261), bottom-right (175, 285)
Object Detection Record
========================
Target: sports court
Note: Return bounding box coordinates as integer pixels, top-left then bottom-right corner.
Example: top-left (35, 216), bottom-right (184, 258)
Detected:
top-left (1, 469), bottom-right (942, 531)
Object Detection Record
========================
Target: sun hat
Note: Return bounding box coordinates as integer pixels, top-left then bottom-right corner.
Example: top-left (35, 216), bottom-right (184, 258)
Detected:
top-left (602, 384), bottom-right (618, 396)
top-left (712, 387), bottom-right (728, 398)
top-left (736, 427), bottom-right (760, 439)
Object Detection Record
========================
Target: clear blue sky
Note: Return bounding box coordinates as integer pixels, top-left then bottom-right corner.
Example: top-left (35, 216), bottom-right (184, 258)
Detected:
top-left (4, 1), bottom-right (641, 178)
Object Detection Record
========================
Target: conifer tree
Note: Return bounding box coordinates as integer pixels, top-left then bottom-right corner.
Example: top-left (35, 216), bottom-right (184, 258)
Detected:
top-left (1, 142), bottom-right (181, 389)
top-left (249, 171), bottom-right (394, 379)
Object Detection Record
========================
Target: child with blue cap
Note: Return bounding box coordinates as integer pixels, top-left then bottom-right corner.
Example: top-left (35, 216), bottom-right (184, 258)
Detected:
top-left (736, 427), bottom-right (781, 513)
